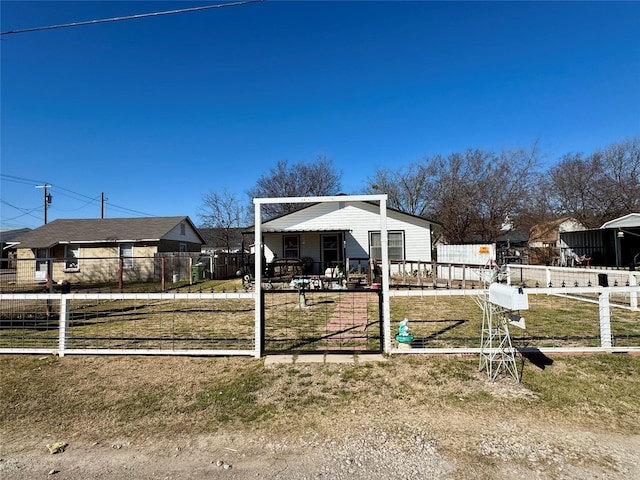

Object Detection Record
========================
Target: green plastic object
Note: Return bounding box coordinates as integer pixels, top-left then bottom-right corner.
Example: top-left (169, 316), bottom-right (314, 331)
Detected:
top-left (395, 334), bottom-right (414, 343)
top-left (192, 264), bottom-right (205, 282)
top-left (395, 318), bottom-right (414, 343)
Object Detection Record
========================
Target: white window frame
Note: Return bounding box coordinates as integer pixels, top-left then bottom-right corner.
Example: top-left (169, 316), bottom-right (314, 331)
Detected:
top-left (64, 244), bottom-right (80, 271)
top-left (119, 243), bottom-right (134, 269)
top-left (283, 235), bottom-right (300, 258)
top-left (370, 231), bottom-right (404, 260)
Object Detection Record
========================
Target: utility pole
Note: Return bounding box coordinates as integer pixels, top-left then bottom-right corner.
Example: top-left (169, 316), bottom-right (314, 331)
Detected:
top-left (101, 192), bottom-right (105, 218)
top-left (36, 184), bottom-right (52, 224)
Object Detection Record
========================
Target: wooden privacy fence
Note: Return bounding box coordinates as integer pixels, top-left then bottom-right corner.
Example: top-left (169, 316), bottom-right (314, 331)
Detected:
top-left (1, 285), bottom-right (638, 357)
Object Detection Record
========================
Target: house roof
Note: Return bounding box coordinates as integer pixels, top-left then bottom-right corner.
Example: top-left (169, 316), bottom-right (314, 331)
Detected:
top-left (0, 228), bottom-right (31, 244)
top-left (243, 227), bottom-right (351, 234)
top-left (11, 217), bottom-right (204, 249)
top-left (198, 227), bottom-right (244, 249)
top-left (601, 213), bottom-right (640, 229)
top-left (258, 200), bottom-right (441, 228)
top-left (495, 229), bottom-right (529, 244)
top-left (529, 217), bottom-right (584, 244)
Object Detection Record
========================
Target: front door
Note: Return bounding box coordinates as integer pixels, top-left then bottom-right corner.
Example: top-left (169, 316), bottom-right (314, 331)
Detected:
top-left (321, 234), bottom-right (342, 272)
top-left (35, 248), bottom-right (49, 282)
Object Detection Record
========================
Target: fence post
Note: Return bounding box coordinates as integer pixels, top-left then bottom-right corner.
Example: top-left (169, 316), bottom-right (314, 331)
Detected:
top-left (58, 296), bottom-right (68, 357)
top-left (462, 264), bottom-right (466, 288)
top-left (118, 257), bottom-right (123, 292)
top-left (432, 261), bottom-right (437, 289)
top-left (161, 256), bottom-right (166, 291)
top-left (598, 290), bottom-right (612, 348)
top-left (545, 266), bottom-right (552, 287)
top-left (629, 273), bottom-right (638, 310)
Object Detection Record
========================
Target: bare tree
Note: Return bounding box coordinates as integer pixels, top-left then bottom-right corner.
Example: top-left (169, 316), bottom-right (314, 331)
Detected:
top-left (247, 156), bottom-right (342, 218)
top-left (545, 137), bottom-right (640, 228)
top-left (365, 161), bottom-right (436, 217)
top-left (594, 137), bottom-right (640, 217)
top-left (367, 145), bottom-right (540, 243)
top-left (511, 172), bottom-right (558, 233)
top-left (198, 189), bottom-right (248, 252)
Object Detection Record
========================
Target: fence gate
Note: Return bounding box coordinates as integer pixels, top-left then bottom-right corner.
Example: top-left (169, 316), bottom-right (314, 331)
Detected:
top-left (262, 289), bottom-right (383, 354)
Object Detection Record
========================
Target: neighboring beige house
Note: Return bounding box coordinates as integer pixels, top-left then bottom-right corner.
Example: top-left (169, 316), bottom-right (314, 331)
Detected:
top-left (529, 217), bottom-right (587, 265)
top-left (11, 217), bottom-right (204, 285)
top-left (529, 217), bottom-right (586, 248)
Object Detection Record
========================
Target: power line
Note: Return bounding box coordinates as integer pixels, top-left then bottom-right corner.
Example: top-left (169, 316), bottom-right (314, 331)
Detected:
top-left (106, 203), bottom-right (157, 217)
top-left (1, 173), bottom-right (157, 218)
top-left (0, 0), bottom-right (263, 36)
top-left (0, 173), bottom-right (48, 186)
top-left (0, 199), bottom-right (42, 222)
top-left (51, 193), bottom-right (102, 213)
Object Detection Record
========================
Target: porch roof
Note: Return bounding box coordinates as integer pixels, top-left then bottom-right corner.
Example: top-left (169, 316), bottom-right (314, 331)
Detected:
top-left (243, 228), bottom-right (351, 234)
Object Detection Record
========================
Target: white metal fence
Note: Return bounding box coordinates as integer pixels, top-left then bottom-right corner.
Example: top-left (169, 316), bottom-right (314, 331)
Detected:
top-left (387, 286), bottom-right (639, 354)
top-left (505, 263), bottom-right (638, 291)
top-left (1, 283), bottom-right (638, 357)
top-left (0, 292), bottom-right (255, 357)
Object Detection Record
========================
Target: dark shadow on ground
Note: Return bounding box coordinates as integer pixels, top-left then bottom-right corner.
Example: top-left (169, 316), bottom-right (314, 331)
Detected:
top-left (519, 347), bottom-right (554, 370)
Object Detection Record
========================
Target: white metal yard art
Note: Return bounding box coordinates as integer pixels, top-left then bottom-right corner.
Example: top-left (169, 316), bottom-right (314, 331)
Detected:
top-left (476, 283), bottom-right (529, 382)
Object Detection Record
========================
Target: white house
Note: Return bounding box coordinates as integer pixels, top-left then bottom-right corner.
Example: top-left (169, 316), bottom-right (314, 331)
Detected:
top-left (252, 199), bottom-right (440, 276)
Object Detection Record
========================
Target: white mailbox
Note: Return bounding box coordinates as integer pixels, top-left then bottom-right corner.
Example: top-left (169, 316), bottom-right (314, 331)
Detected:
top-left (489, 283), bottom-right (529, 311)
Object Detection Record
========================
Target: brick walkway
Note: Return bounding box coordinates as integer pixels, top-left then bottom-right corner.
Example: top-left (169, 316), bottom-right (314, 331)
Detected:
top-left (321, 292), bottom-right (374, 351)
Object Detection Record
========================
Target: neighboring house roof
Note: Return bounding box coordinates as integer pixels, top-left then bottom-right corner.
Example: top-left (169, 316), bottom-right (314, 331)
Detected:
top-left (198, 227), bottom-right (244, 249)
top-left (601, 213), bottom-right (640, 229)
top-left (11, 217), bottom-right (204, 249)
top-left (496, 229), bottom-right (529, 245)
top-left (0, 228), bottom-right (31, 244)
top-left (529, 217), bottom-right (586, 244)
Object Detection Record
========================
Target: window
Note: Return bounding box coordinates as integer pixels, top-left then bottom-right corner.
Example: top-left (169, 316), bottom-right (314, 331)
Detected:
top-left (283, 235), bottom-right (299, 258)
top-left (119, 243), bottom-right (134, 269)
top-left (369, 231), bottom-right (404, 260)
top-left (180, 222), bottom-right (186, 235)
top-left (64, 245), bottom-right (80, 270)
top-left (179, 243), bottom-right (187, 252)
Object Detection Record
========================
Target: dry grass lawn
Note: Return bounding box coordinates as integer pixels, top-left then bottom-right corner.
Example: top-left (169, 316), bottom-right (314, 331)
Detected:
top-left (1, 352), bottom-right (640, 479)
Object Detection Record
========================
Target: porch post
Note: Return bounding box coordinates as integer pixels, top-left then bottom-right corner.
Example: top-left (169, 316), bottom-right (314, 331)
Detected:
top-left (380, 197), bottom-right (391, 354)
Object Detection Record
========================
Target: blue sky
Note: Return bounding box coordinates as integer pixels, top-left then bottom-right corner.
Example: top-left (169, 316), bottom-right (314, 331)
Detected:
top-left (2, 0), bottom-right (639, 229)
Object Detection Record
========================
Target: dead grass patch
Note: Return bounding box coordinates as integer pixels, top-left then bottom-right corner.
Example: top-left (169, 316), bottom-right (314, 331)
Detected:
top-left (3, 352), bottom-right (638, 448)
